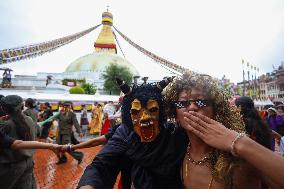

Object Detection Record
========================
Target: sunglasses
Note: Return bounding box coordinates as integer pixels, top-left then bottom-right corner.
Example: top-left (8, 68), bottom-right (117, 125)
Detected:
top-left (173, 99), bottom-right (211, 109)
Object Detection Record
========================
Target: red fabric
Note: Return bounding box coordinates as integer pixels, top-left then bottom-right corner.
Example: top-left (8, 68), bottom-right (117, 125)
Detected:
top-left (94, 43), bottom-right (116, 49)
top-left (118, 177), bottom-right (122, 189)
top-left (258, 111), bottom-right (267, 120)
top-left (119, 96), bottom-right (123, 102)
top-left (101, 118), bottom-right (111, 135)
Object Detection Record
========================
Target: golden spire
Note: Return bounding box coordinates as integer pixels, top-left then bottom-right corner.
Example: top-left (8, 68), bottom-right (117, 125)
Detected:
top-left (94, 9), bottom-right (117, 53)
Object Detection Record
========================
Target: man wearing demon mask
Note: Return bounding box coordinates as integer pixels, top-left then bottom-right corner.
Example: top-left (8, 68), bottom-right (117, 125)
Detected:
top-left (78, 77), bottom-right (188, 189)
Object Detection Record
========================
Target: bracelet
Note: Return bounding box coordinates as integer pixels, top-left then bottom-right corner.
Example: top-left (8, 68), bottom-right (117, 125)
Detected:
top-left (67, 144), bottom-right (74, 153)
top-left (230, 132), bottom-right (246, 156)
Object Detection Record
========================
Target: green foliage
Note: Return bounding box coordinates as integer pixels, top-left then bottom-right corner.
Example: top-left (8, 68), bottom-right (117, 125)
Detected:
top-left (69, 86), bottom-right (85, 94)
top-left (82, 83), bottom-right (97, 95)
top-left (62, 78), bottom-right (86, 86)
top-left (102, 63), bottom-right (133, 95)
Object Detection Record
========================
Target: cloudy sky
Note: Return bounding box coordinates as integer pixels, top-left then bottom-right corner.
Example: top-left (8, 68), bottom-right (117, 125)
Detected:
top-left (1, 0), bottom-right (284, 83)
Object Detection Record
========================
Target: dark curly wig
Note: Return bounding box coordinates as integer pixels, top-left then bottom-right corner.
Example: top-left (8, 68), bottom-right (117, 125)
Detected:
top-left (121, 83), bottom-right (166, 129)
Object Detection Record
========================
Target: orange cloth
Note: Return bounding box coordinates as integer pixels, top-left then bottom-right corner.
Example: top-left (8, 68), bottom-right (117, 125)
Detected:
top-left (89, 106), bottom-right (102, 134)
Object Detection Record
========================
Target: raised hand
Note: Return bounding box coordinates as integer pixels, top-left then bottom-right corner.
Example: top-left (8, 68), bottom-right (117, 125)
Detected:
top-left (183, 111), bottom-right (237, 152)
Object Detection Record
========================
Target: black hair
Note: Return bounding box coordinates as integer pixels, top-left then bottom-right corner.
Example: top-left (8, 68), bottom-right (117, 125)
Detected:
top-left (235, 96), bottom-right (271, 149)
top-left (25, 98), bottom-right (36, 108)
top-left (44, 102), bottom-right (51, 108)
top-left (2, 102), bottom-right (31, 141)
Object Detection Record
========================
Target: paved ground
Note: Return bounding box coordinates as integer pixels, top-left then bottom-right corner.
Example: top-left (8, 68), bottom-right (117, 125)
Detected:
top-left (33, 146), bottom-right (120, 189)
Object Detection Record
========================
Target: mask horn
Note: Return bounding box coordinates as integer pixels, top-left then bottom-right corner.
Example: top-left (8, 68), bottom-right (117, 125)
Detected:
top-left (156, 76), bottom-right (175, 92)
top-left (116, 78), bottom-right (131, 95)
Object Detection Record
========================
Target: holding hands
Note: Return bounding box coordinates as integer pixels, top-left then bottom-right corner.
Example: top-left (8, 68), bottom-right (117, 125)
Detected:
top-left (48, 144), bottom-right (73, 153)
top-left (183, 111), bottom-right (240, 152)
top-left (49, 144), bottom-right (65, 154)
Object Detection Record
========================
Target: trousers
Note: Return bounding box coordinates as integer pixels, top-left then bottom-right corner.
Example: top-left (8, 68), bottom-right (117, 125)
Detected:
top-left (0, 157), bottom-right (36, 189)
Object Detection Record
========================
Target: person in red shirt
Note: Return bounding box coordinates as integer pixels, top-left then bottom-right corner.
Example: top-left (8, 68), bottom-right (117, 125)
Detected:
top-left (100, 112), bottom-right (111, 135)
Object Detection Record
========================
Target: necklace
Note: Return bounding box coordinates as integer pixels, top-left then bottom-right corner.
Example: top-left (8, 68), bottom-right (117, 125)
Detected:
top-left (186, 142), bottom-right (211, 166)
top-left (187, 153), bottom-right (210, 165)
top-left (183, 158), bottom-right (213, 189)
top-left (183, 142), bottom-right (214, 189)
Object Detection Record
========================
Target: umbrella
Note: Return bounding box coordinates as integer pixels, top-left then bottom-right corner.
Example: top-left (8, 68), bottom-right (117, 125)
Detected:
top-left (0, 67), bottom-right (13, 71)
top-left (47, 75), bottom-right (53, 79)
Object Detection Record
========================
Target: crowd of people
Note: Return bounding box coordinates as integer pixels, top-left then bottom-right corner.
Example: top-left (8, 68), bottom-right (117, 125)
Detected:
top-left (1, 72), bottom-right (284, 189)
top-left (0, 95), bottom-right (123, 188)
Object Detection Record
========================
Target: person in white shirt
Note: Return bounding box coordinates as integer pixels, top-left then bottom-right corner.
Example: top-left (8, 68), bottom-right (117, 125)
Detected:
top-left (103, 101), bottom-right (116, 116)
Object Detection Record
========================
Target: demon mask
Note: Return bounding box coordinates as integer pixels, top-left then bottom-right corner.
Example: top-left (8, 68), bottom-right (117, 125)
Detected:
top-left (117, 77), bottom-right (173, 143)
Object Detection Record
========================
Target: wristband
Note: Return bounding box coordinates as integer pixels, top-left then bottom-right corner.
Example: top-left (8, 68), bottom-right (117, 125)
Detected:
top-left (67, 144), bottom-right (74, 153)
top-left (230, 132), bottom-right (246, 156)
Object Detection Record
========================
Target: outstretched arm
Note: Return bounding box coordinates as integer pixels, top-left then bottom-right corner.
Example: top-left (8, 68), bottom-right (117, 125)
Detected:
top-left (37, 112), bottom-right (60, 127)
top-left (1, 122), bottom-right (61, 151)
top-left (68, 124), bottom-right (120, 151)
top-left (11, 140), bottom-right (61, 151)
top-left (72, 135), bottom-right (107, 150)
top-left (183, 111), bottom-right (284, 188)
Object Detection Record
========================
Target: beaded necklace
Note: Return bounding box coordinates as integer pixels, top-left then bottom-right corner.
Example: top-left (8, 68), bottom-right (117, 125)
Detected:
top-left (183, 142), bottom-right (213, 189)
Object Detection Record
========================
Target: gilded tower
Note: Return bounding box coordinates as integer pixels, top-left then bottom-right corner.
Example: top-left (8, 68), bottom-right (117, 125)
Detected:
top-left (94, 11), bottom-right (117, 54)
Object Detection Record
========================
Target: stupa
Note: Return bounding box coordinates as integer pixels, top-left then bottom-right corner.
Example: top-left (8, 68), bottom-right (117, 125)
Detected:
top-left (64, 10), bottom-right (139, 87)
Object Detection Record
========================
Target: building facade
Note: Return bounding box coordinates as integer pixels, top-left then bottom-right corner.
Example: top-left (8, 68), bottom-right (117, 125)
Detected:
top-left (237, 64), bottom-right (284, 103)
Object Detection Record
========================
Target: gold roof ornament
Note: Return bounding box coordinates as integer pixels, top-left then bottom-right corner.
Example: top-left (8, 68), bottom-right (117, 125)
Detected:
top-left (94, 9), bottom-right (117, 53)
top-left (102, 9), bottom-right (113, 26)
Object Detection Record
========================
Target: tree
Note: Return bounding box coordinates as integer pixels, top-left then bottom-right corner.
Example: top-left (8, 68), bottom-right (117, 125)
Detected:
top-left (82, 83), bottom-right (97, 95)
top-left (102, 63), bottom-right (133, 95)
top-left (62, 78), bottom-right (86, 86)
top-left (69, 86), bottom-right (85, 94)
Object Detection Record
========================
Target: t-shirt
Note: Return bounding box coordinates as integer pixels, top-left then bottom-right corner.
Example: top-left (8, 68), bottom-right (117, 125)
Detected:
top-left (0, 129), bottom-right (15, 149)
top-left (103, 103), bottom-right (116, 116)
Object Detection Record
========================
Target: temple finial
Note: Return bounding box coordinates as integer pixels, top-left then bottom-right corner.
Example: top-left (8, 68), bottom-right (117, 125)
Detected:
top-left (94, 10), bottom-right (116, 53)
